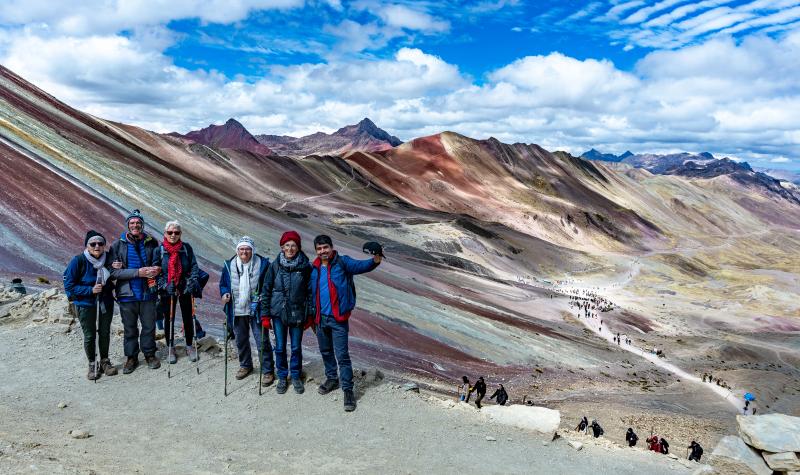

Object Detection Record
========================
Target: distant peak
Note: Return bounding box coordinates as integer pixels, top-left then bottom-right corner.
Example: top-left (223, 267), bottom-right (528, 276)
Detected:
top-left (698, 152), bottom-right (715, 160)
top-left (224, 118), bottom-right (245, 128)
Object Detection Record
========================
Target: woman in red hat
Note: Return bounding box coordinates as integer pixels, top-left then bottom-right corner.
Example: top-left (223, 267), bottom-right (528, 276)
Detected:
top-left (260, 231), bottom-right (313, 394)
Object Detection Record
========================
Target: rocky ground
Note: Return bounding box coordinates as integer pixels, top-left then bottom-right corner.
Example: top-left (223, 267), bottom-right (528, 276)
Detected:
top-left (0, 288), bottom-right (707, 475)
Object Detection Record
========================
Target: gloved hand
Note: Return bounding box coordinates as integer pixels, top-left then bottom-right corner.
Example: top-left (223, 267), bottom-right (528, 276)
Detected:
top-left (362, 241), bottom-right (384, 257)
top-left (166, 282), bottom-right (176, 295)
top-left (249, 302), bottom-right (259, 317)
top-left (261, 316), bottom-right (271, 329)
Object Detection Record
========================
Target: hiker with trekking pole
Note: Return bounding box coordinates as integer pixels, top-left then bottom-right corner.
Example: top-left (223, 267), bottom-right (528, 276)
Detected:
top-left (309, 235), bottom-right (383, 412)
top-left (109, 210), bottom-right (162, 374)
top-left (64, 230), bottom-right (118, 381)
top-left (260, 231), bottom-right (314, 395)
top-left (154, 221), bottom-right (200, 374)
top-left (219, 237), bottom-right (273, 390)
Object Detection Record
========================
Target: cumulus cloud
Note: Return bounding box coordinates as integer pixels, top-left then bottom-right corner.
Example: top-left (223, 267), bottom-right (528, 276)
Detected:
top-left (0, 3), bottom-right (799, 168)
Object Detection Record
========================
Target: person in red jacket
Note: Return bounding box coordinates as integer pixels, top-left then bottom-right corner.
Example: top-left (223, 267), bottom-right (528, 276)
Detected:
top-left (310, 235), bottom-right (382, 412)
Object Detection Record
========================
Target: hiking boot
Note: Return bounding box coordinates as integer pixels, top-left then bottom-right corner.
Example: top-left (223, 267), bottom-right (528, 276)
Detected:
top-left (87, 362), bottom-right (100, 380)
top-left (261, 372), bottom-right (275, 387)
top-left (101, 359), bottom-right (117, 376)
top-left (123, 357), bottom-right (138, 374)
top-left (145, 354), bottom-right (161, 370)
top-left (276, 377), bottom-right (288, 394)
top-left (236, 367), bottom-right (253, 380)
top-left (187, 345), bottom-right (198, 362)
top-left (167, 347), bottom-right (177, 365)
top-left (292, 378), bottom-right (305, 394)
top-left (318, 378), bottom-right (339, 395)
top-left (343, 389), bottom-right (357, 412)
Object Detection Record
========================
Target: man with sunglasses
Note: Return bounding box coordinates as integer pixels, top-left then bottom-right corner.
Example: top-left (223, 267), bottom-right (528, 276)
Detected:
top-left (63, 230), bottom-right (117, 380)
top-left (109, 209), bottom-right (162, 374)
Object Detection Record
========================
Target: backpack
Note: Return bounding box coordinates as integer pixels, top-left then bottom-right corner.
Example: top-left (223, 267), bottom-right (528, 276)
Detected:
top-left (65, 254), bottom-right (89, 303)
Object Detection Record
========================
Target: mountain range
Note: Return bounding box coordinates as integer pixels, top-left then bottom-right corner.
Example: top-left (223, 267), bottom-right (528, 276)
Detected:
top-left (1, 64), bottom-right (798, 393)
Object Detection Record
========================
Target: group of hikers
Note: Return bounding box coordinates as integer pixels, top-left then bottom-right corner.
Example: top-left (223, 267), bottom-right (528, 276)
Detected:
top-left (456, 376), bottom-right (508, 408)
top-left (576, 417), bottom-right (703, 462)
top-left (63, 209), bottom-right (383, 412)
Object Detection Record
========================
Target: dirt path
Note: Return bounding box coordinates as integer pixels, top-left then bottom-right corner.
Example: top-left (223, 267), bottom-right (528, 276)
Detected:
top-left (0, 320), bottom-right (695, 474)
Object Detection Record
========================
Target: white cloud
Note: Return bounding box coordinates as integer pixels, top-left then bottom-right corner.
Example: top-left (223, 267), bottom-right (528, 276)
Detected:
top-left (771, 156), bottom-right (791, 162)
top-left (377, 4), bottom-right (450, 32)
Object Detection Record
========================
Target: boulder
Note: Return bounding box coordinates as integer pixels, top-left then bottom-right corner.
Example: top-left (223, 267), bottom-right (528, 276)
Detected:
top-left (481, 405), bottom-right (560, 441)
top-left (738, 414), bottom-right (800, 453)
top-left (69, 429), bottom-right (90, 439)
top-left (710, 435), bottom-right (771, 475)
top-left (568, 440), bottom-right (583, 451)
top-left (762, 451), bottom-right (800, 471)
top-left (47, 299), bottom-right (72, 322)
top-left (41, 288), bottom-right (59, 299)
top-left (401, 382), bottom-right (420, 392)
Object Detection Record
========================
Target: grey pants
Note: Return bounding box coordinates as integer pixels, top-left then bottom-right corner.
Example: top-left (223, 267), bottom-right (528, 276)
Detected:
top-left (119, 300), bottom-right (157, 357)
top-left (233, 315), bottom-right (274, 374)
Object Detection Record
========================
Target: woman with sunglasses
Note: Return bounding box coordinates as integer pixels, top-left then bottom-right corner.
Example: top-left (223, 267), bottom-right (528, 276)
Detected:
top-left (63, 230), bottom-right (117, 380)
top-left (155, 221), bottom-right (200, 364)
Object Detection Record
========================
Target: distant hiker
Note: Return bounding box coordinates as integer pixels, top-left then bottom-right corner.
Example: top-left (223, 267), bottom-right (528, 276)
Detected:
top-left (646, 435), bottom-right (661, 453)
top-left (310, 235), bottom-right (382, 412)
top-left (220, 237), bottom-right (273, 383)
top-left (688, 441), bottom-right (703, 462)
top-left (590, 420), bottom-right (604, 438)
top-left (576, 417), bottom-right (589, 434)
top-left (10, 278), bottom-right (26, 295)
top-left (260, 231), bottom-right (312, 394)
top-left (489, 384), bottom-right (508, 406)
top-left (154, 221), bottom-right (200, 364)
top-left (471, 376), bottom-right (487, 408)
top-left (702, 374), bottom-right (707, 382)
top-left (660, 437), bottom-right (670, 454)
top-left (626, 428), bottom-right (639, 447)
top-left (752, 408), bottom-right (756, 415)
top-left (109, 210), bottom-right (162, 374)
top-left (63, 231), bottom-right (117, 380)
top-left (458, 376), bottom-right (471, 402)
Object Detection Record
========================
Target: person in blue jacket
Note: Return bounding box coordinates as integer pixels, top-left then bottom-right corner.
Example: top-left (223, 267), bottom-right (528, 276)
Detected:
top-left (63, 230), bottom-right (117, 380)
top-left (219, 237), bottom-right (274, 383)
top-left (310, 235), bottom-right (382, 412)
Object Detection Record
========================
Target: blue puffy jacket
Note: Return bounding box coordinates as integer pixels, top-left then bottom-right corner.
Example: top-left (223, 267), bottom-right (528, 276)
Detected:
top-left (219, 254), bottom-right (269, 328)
top-left (63, 253), bottom-right (114, 309)
top-left (310, 251), bottom-right (379, 323)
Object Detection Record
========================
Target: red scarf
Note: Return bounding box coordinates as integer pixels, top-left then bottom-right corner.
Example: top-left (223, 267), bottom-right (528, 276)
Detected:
top-left (162, 239), bottom-right (183, 285)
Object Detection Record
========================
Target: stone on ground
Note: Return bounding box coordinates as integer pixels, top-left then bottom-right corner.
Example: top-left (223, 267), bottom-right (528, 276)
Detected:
top-left (481, 405), bottom-right (560, 441)
top-left (762, 451), bottom-right (800, 471)
top-left (568, 440), bottom-right (583, 451)
top-left (69, 430), bottom-right (90, 439)
top-left (737, 414), bottom-right (800, 452)
top-left (709, 435), bottom-right (771, 475)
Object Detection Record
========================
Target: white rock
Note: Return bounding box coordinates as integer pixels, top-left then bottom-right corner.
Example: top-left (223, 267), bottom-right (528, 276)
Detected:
top-left (568, 440), bottom-right (583, 451)
top-left (70, 430), bottom-right (90, 439)
top-left (762, 451), bottom-right (800, 471)
top-left (41, 288), bottom-right (59, 299)
top-left (57, 402), bottom-right (68, 409)
top-left (481, 405), bottom-right (560, 441)
top-left (667, 453), bottom-right (678, 460)
top-left (738, 414), bottom-right (800, 452)
top-left (710, 435), bottom-right (771, 475)
top-left (485, 436), bottom-right (496, 441)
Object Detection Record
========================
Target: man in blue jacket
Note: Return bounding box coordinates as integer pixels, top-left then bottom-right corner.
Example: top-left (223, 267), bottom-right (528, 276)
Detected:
top-left (109, 210), bottom-right (162, 374)
top-left (310, 235), bottom-right (381, 412)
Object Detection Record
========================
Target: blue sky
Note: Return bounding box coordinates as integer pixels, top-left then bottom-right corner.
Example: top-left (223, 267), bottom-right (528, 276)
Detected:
top-left (1, 1), bottom-right (799, 170)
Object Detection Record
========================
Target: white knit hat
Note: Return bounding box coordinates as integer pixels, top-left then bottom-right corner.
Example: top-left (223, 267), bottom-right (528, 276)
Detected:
top-left (236, 236), bottom-right (255, 253)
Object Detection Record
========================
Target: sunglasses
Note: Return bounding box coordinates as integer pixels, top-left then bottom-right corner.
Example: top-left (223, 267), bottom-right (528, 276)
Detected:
top-left (166, 231), bottom-right (181, 236)
top-left (88, 242), bottom-right (105, 248)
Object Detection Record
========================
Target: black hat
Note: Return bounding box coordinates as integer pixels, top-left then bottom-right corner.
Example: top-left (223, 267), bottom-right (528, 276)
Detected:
top-left (363, 241), bottom-right (384, 257)
top-left (126, 209), bottom-right (144, 227)
top-left (85, 230), bottom-right (106, 246)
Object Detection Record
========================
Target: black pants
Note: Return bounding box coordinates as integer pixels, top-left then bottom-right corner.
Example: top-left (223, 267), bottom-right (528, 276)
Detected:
top-left (159, 294), bottom-right (194, 346)
top-left (76, 303), bottom-right (113, 362)
top-left (119, 300), bottom-right (157, 357)
top-left (475, 392), bottom-right (485, 408)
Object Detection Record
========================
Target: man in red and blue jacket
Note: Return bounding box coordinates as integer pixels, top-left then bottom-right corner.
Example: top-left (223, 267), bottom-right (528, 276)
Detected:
top-left (310, 235), bottom-right (381, 412)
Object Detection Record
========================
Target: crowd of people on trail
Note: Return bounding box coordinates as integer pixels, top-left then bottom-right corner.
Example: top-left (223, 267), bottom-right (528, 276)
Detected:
top-left (63, 209), bottom-right (383, 412)
top-left (575, 417), bottom-right (703, 462)
top-left (456, 376), bottom-right (509, 408)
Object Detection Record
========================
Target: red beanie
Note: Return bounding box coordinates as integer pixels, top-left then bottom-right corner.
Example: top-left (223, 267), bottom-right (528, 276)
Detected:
top-left (280, 231), bottom-right (301, 249)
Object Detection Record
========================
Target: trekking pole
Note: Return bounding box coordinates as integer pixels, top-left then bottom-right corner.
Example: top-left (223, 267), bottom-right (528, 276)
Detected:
top-left (258, 320), bottom-right (264, 395)
top-left (223, 303), bottom-right (229, 397)
top-left (168, 294), bottom-right (174, 379)
top-left (192, 296), bottom-right (200, 375)
top-left (94, 293), bottom-right (101, 384)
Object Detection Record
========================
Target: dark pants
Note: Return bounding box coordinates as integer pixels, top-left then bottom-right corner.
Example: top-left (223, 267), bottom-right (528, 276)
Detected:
top-left (75, 303), bottom-right (113, 362)
top-left (272, 317), bottom-right (304, 379)
top-left (475, 392), bottom-right (485, 408)
top-left (119, 300), bottom-right (157, 357)
top-left (316, 315), bottom-right (353, 391)
top-left (233, 315), bottom-right (274, 373)
top-left (159, 294), bottom-right (194, 346)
